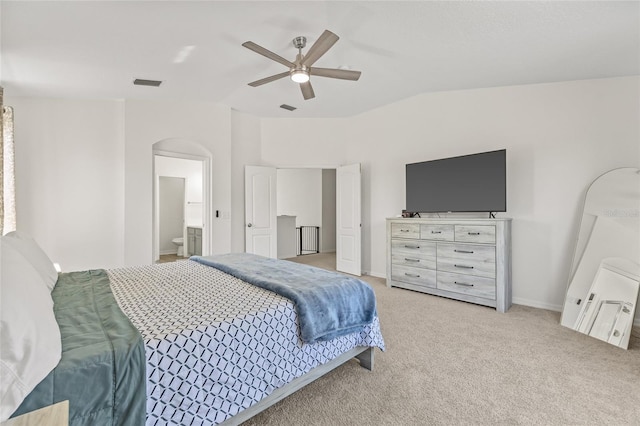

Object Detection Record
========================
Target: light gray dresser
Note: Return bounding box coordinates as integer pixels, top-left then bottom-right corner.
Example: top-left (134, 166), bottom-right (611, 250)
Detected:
top-left (386, 218), bottom-right (512, 312)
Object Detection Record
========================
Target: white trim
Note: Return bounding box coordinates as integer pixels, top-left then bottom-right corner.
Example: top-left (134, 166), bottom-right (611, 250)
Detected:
top-left (511, 297), bottom-right (563, 312)
top-left (159, 249), bottom-right (178, 255)
top-left (367, 270), bottom-right (386, 279)
top-left (154, 149), bottom-right (206, 162)
top-left (319, 249), bottom-right (337, 254)
top-left (273, 164), bottom-right (341, 170)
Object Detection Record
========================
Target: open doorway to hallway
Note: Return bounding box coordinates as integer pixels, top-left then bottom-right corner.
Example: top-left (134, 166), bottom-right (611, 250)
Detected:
top-left (277, 168), bottom-right (336, 267)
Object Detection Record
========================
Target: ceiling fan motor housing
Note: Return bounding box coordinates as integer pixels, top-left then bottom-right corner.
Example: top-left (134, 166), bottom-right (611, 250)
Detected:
top-left (292, 36), bottom-right (307, 49)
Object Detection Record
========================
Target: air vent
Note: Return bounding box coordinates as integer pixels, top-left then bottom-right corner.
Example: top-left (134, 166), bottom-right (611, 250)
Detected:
top-left (133, 79), bottom-right (162, 87)
top-left (280, 104), bottom-right (296, 111)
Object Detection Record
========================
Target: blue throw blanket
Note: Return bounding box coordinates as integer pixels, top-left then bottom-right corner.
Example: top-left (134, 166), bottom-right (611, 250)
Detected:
top-left (191, 253), bottom-right (377, 344)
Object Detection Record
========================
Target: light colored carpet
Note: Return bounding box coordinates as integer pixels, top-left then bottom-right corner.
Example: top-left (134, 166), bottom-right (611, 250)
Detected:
top-left (243, 253), bottom-right (640, 425)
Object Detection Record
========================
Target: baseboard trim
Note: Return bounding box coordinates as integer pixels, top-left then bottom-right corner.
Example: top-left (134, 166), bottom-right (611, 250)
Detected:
top-left (366, 270), bottom-right (386, 279)
top-left (511, 297), bottom-right (563, 312)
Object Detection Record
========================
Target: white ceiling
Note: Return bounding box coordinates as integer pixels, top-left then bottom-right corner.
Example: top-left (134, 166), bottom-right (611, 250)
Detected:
top-left (2, 1), bottom-right (638, 118)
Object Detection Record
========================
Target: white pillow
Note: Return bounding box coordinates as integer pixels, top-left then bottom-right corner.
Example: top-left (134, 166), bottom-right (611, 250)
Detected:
top-left (0, 238), bottom-right (62, 422)
top-left (2, 231), bottom-right (58, 291)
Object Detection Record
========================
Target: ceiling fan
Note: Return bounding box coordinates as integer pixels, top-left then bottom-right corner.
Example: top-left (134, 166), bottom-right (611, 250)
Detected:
top-left (242, 30), bottom-right (361, 100)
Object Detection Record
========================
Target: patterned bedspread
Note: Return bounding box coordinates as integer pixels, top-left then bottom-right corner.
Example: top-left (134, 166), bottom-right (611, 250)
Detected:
top-left (108, 260), bottom-right (385, 425)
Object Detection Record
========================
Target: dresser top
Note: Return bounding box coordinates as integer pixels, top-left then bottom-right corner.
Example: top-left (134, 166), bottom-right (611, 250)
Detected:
top-left (387, 217), bottom-right (512, 222)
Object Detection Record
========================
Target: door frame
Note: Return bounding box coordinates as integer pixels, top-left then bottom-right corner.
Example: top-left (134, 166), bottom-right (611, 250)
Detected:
top-left (153, 150), bottom-right (211, 261)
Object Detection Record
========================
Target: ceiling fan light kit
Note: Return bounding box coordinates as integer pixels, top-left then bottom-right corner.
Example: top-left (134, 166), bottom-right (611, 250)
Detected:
top-left (243, 30), bottom-right (361, 100)
top-left (290, 68), bottom-right (309, 83)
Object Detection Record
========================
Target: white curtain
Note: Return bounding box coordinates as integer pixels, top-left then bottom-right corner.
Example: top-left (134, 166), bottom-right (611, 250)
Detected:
top-left (0, 87), bottom-right (3, 234)
top-left (2, 104), bottom-right (16, 235)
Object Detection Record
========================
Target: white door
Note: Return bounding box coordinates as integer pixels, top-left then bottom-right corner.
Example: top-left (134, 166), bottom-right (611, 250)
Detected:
top-left (336, 163), bottom-right (361, 276)
top-left (245, 165), bottom-right (277, 258)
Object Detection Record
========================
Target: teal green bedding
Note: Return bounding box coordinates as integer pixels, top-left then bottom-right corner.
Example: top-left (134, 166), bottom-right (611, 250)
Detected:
top-left (11, 269), bottom-right (146, 426)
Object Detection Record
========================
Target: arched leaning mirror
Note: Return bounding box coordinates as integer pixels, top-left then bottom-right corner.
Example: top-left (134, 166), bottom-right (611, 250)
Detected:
top-left (561, 168), bottom-right (640, 349)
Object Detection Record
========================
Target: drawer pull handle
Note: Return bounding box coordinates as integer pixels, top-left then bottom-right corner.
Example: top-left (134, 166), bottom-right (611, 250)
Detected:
top-left (400, 229), bottom-right (410, 232)
top-left (454, 249), bottom-right (474, 254)
top-left (454, 281), bottom-right (474, 287)
top-left (431, 231), bottom-right (442, 234)
top-left (468, 232), bottom-right (480, 235)
top-left (404, 245), bottom-right (420, 249)
top-left (404, 258), bottom-right (420, 262)
top-left (405, 273), bottom-right (420, 278)
top-left (454, 264), bottom-right (474, 269)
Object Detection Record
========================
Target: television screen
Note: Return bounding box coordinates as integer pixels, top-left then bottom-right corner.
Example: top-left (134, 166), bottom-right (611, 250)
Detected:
top-left (405, 149), bottom-right (506, 213)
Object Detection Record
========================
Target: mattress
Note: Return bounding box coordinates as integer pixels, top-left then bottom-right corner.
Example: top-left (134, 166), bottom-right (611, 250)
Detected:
top-left (108, 260), bottom-right (385, 425)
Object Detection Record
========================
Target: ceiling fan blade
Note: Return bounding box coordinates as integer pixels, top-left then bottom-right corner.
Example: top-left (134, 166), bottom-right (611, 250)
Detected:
top-left (248, 71), bottom-right (290, 87)
top-left (300, 81), bottom-right (315, 100)
top-left (310, 67), bottom-right (362, 81)
top-left (300, 30), bottom-right (339, 67)
top-left (242, 41), bottom-right (295, 68)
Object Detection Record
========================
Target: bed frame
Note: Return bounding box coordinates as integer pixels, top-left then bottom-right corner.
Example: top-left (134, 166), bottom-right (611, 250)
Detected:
top-left (219, 346), bottom-right (374, 425)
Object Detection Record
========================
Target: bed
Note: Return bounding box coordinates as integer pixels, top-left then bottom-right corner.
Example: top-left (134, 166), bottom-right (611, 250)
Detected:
top-left (1, 232), bottom-right (385, 426)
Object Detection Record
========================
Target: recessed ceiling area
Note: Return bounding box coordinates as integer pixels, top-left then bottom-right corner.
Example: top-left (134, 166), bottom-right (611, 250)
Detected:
top-left (1, 1), bottom-right (638, 118)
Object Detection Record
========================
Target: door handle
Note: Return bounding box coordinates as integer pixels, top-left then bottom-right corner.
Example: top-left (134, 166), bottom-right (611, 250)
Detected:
top-left (247, 223), bottom-right (253, 228)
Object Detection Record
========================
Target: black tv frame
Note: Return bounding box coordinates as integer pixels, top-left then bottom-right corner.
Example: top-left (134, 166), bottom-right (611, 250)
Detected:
top-left (405, 149), bottom-right (506, 214)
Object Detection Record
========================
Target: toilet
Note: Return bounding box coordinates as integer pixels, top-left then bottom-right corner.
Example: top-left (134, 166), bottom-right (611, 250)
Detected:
top-left (171, 237), bottom-right (184, 256)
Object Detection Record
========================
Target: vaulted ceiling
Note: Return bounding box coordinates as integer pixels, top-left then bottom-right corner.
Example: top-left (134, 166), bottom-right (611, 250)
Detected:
top-left (2, 1), bottom-right (638, 118)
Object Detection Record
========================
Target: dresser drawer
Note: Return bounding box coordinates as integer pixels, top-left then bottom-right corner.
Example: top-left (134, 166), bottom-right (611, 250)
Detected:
top-left (391, 239), bottom-right (436, 268)
top-left (391, 253), bottom-right (436, 270)
top-left (391, 264), bottom-right (436, 288)
top-left (454, 225), bottom-right (496, 244)
top-left (437, 271), bottom-right (496, 300)
top-left (391, 223), bottom-right (420, 239)
top-left (436, 249), bottom-right (496, 278)
top-left (420, 224), bottom-right (454, 241)
top-left (391, 239), bottom-right (435, 254)
top-left (437, 243), bottom-right (495, 264)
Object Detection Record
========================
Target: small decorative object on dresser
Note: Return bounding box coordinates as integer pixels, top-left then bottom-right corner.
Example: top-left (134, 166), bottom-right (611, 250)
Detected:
top-left (386, 217), bottom-right (512, 312)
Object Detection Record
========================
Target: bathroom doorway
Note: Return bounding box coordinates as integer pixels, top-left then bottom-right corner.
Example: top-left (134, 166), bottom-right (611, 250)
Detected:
top-left (153, 153), bottom-right (207, 263)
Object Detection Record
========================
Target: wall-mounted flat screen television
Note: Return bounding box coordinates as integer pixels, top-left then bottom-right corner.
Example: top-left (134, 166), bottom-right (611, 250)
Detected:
top-left (405, 149), bottom-right (506, 213)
